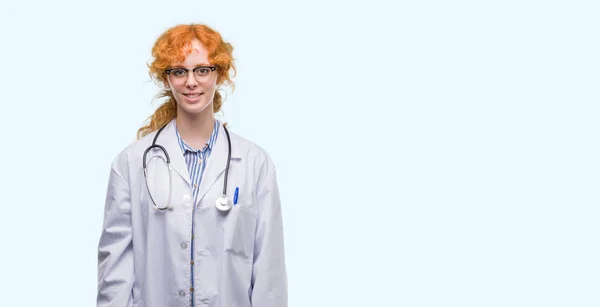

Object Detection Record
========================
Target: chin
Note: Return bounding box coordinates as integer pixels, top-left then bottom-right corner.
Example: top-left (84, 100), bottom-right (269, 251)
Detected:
top-left (178, 100), bottom-right (212, 115)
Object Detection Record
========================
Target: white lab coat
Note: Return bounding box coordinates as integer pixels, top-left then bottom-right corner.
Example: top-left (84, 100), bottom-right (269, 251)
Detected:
top-left (97, 120), bottom-right (287, 307)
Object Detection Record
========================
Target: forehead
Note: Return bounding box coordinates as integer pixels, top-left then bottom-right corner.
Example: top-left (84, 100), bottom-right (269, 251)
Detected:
top-left (175, 39), bottom-right (210, 66)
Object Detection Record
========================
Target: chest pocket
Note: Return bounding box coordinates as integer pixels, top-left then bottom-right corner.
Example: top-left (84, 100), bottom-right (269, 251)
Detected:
top-left (221, 203), bottom-right (257, 261)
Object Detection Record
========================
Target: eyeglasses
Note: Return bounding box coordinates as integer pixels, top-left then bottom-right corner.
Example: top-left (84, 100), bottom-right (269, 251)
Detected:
top-left (165, 66), bottom-right (217, 84)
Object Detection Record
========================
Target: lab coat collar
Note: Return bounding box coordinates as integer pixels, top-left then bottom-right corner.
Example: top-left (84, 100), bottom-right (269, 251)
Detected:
top-left (194, 120), bottom-right (241, 204)
top-left (156, 120), bottom-right (192, 186)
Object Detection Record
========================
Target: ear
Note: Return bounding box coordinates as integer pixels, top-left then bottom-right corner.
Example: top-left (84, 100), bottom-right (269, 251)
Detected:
top-left (162, 80), bottom-right (171, 90)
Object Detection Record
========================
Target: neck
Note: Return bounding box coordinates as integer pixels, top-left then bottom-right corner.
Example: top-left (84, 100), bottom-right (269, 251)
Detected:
top-left (175, 107), bottom-right (216, 149)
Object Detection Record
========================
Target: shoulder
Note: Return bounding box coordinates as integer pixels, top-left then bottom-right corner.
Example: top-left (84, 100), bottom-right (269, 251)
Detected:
top-left (225, 127), bottom-right (277, 173)
top-left (109, 130), bottom-right (159, 180)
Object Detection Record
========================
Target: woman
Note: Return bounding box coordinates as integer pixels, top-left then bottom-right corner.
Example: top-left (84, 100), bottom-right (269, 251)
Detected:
top-left (97, 24), bottom-right (287, 307)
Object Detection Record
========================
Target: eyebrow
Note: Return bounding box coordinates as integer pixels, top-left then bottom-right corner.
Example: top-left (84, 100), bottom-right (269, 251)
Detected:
top-left (170, 64), bottom-right (213, 69)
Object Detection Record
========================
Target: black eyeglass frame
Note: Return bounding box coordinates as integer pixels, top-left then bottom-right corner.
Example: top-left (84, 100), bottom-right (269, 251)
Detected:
top-left (164, 66), bottom-right (217, 76)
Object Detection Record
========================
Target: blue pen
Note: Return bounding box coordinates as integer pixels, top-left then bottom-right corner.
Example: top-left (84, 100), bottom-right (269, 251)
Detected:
top-left (233, 187), bottom-right (239, 205)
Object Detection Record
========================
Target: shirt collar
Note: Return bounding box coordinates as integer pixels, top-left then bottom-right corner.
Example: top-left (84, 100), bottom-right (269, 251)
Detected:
top-left (174, 119), bottom-right (220, 154)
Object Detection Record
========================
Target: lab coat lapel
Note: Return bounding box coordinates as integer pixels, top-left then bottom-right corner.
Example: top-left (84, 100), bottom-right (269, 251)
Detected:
top-left (195, 123), bottom-right (238, 205)
top-left (155, 120), bottom-right (192, 186)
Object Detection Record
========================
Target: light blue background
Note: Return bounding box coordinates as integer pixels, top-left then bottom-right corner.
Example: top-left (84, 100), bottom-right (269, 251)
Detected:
top-left (0, 0), bottom-right (598, 306)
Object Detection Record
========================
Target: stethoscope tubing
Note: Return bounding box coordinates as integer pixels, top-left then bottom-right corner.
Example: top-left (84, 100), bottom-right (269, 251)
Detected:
top-left (142, 122), bottom-right (232, 211)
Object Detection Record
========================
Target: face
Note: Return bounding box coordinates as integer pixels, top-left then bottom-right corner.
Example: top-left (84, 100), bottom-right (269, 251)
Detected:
top-left (166, 39), bottom-right (217, 117)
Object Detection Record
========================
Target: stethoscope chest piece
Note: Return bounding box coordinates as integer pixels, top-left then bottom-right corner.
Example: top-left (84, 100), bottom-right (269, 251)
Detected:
top-left (216, 196), bottom-right (232, 212)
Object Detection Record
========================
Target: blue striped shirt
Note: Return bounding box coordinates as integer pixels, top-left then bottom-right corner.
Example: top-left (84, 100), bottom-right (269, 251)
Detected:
top-left (174, 119), bottom-right (220, 306)
top-left (174, 119), bottom-right (220, 201)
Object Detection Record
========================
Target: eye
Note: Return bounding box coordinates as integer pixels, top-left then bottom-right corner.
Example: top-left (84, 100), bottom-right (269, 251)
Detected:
top-left (172, 69), bottom-right (187, 77)
top-left (195, 67), bottom-right (211, 75)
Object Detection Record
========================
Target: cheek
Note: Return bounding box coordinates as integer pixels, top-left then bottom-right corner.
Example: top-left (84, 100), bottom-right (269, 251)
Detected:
top-left (206, 80), bottom-right (217, 90)
top-left (171, 85), bottom-right (186, 95)
top-left (170, 87), bottom-right (188, 105)
top-left (202, 83), bottom-right (217, 96)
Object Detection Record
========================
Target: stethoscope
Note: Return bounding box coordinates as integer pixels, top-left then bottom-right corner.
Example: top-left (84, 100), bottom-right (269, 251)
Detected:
top-left (142, 123), bottom-right (233, 212)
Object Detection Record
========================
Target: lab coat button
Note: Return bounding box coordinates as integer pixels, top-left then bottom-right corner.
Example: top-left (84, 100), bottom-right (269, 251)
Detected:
top-left (183, 194), bottom-right (191, 202)
top-left (180, 242), bottom-right (188, 249)
top-left (179, 290), bottom-right (186, 297)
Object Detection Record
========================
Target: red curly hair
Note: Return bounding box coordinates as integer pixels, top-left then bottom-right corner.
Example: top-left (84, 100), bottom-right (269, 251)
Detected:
top-left (137, 23), bottom-right (236, 139)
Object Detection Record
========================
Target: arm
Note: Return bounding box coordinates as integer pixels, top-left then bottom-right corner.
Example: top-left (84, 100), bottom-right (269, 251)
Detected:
top-left (251, 166), bottom-right (288, 306)
top-left (97, 161), bottom-right (134, 307)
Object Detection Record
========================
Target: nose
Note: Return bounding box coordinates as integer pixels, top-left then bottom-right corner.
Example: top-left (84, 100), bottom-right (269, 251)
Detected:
top-left (185, 73), bottom-right (198, 88)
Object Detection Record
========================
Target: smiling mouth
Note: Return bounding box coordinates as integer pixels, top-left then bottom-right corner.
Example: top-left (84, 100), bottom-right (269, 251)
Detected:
top-left (184, 93), bottom-right (203, 98)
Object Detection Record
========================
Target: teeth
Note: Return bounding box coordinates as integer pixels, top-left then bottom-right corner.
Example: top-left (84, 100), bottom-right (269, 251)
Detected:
top-left (186, 94), bottom-right (201, 97)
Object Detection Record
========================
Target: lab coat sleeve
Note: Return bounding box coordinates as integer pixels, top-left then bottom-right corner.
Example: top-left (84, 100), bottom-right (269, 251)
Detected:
top-left (251, 166), bottom-right (288, 306)
top-left (97, 159), bottom-right (134, 307)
